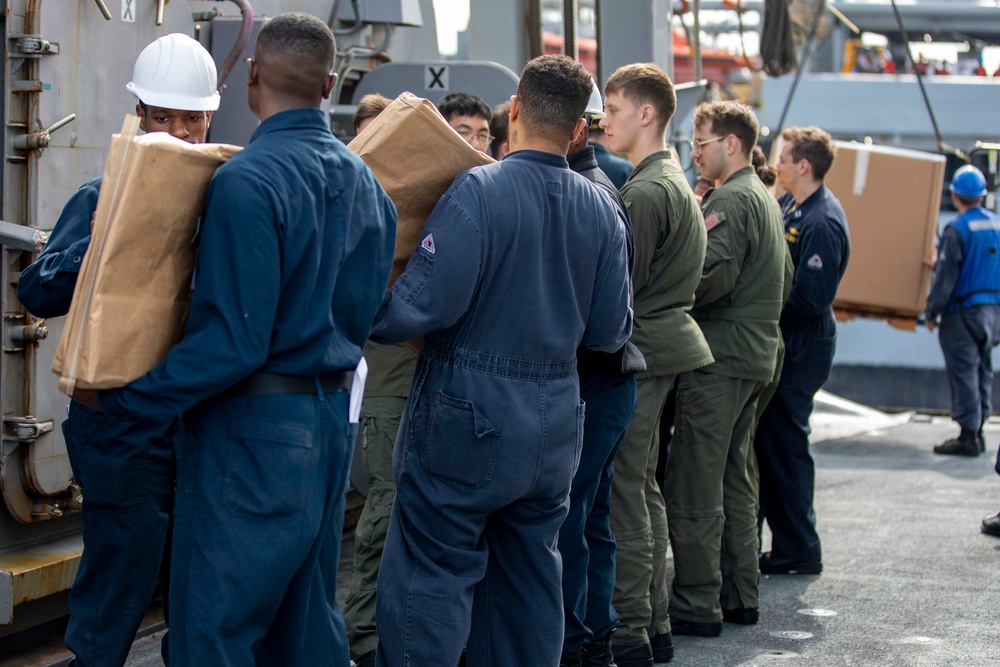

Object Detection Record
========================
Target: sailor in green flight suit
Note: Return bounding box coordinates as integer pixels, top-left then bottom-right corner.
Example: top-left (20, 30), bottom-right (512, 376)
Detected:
top-left (664, 100), bottom-right (787, 636)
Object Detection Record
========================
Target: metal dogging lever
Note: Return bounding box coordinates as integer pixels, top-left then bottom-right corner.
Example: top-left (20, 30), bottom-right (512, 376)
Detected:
top-left (12, 113), bottom-right (76, 151)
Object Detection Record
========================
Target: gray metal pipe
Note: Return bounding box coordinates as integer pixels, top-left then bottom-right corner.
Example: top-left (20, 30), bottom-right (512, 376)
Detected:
top-left (0, 220), bottom-right (47, 253)
top-left (215, 0), bottom-right (255, 92)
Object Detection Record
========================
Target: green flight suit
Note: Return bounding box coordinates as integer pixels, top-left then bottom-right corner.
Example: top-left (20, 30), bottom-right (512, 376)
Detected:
top-left (344, 341), bottom-right (417, 661)
top-left (665, 166), bottom-right (785, 624)
top-left (611, 151), bottom-right (713, 645)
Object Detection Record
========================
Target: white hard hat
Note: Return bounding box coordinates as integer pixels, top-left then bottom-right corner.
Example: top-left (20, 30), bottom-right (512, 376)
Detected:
top-left (584, 78), bottom-right (604, 119)
top-left (126, 34), bottom-right (220, 111)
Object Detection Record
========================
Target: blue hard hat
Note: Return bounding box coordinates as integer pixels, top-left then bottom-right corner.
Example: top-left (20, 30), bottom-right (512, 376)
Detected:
top-left (950, 165), bottom-right (987, 198)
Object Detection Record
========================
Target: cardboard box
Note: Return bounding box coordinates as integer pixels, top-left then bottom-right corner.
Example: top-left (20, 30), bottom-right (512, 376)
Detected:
top-left (53, 116), bottom-right (241, 394)
top-left (348, 93), bottom-right (494, 287)
top-left (826, 142), bottom-right (945, 328)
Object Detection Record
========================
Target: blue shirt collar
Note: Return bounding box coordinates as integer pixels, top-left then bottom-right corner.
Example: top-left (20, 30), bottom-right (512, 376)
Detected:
top-left (503, 149), bottom-right (569, 169)
top-left (249, 108), bottom-right (330, 144)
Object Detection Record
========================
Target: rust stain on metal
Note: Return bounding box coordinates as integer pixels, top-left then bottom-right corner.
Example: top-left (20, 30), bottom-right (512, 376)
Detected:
top-left (0, 536), bottom-right (82, 618)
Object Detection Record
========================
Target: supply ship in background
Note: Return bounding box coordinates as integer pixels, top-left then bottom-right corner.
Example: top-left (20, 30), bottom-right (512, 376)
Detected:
top-left (0, 0), bottom-right (997, 657)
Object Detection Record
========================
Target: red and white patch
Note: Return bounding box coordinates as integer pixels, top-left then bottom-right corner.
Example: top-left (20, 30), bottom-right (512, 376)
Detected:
top-left (807, 254), bottom-right (823, 270)
top-left (420, 233), bottom-right (436, 255)
top-left (705, 212), bottom-right (721, 231)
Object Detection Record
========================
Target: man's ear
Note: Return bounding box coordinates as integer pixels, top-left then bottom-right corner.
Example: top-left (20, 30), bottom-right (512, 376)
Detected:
top-left (246, 58), bottom-right (258, 88)
top-left (640, 103), bottom-right (655, 127)
top-left (322, 72), bottom-right (338, 100)
top-left (135, 104), bottom-right (147, 132)
top-left (570, 117), bottom-right (588, 144)
top-left (508, 95), bottom-right (520, 122)
top-left (725, 134), bottom-right (740, 156)
top-left (205, 110), bottom-right (213, 130)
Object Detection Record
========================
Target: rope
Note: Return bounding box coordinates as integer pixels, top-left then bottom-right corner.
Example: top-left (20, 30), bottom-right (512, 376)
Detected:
top-left (888, 0), bottom-right (966, 161)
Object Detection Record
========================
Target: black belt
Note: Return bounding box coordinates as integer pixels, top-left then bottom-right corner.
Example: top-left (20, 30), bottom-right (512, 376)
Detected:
top-left (224, 371), bottom-right (353, 398)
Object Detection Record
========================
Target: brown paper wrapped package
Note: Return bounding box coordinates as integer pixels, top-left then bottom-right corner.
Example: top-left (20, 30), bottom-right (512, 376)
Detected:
top-left (52, 116), bottom-right (241, 394)
top-left (348, 93), bottom-right (494, 287)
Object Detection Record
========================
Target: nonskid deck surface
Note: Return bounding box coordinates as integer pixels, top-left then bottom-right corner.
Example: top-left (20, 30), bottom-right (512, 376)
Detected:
top-left (7, 393), bottom-right (999, 667)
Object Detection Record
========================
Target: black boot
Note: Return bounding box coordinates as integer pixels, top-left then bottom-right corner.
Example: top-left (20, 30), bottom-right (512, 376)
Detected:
top-left (612, 642), bottom-right (653, 667)
top-left (933, 429), bottom-right (980, 456)
top-left (581, 631), bottom-right (616, 666)
top-left (649, 630), bottom-right (674, 662)
top-left (560, 651), bottom-right (583, 667)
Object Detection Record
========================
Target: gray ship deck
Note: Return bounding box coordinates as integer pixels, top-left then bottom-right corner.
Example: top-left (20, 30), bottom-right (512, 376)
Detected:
top-left (7, 393), bottom-right (1000, 667)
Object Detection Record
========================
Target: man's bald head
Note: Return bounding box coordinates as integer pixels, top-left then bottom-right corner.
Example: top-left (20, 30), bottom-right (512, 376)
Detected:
top-left (254, 12), bottom-right (336, 104)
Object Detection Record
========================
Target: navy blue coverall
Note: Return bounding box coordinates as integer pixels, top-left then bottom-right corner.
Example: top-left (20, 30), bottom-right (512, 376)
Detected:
top-left (925, 206), bottom-right (1000, 437)
top-left (756, 186), bottom-right (850, 564)
top-left (18, 177), bottom-right (181, 667)
top-left (563, 145), bottom-right (645, 657)
top-left (100, 109), bottom-right (396, 666)
top-left (370, 150), bottom-right (632, 667)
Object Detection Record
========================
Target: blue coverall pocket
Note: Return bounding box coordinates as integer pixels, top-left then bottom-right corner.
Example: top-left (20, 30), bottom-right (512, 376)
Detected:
top-left (419, 391), bottom-right (500, 488)
top-left (71, 403), bottom-right (148, 513)
top-left (224, 417), bottom-right (315, 519)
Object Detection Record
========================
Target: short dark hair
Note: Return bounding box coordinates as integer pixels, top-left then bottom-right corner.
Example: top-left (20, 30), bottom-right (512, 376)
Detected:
top-left (437, 92), bottom-right (491, 122)
top-left (693, 100), bottom-right (758, 159)
top-left (489, 101), bottom-right (510, 157)
top-left (955, 193), bottom-right (983, 206)
top-left (254, 12), bottom-right (335, 105)
top-left (605, 63), bottom-right (677, 134)
top-left (257, 12), bottom-right (336, 71)
top-left (515, 55), bottom-right (593, 139)
top-left (353, 93), bottom-right (391, 133)
top-left (781, 126), bottom-right (837, 181)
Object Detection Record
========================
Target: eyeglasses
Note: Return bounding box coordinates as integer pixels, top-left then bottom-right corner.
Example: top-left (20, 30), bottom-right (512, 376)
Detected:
top-left (689, 135), bottom-right (727, 151)
top-left (456, 129), bottom-right (495, 146)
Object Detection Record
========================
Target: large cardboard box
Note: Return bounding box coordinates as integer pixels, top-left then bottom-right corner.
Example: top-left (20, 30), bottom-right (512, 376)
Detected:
top-left (53, 116), bottom-right (241, 394)
top-left (826, 142), bottom-right (945, 328)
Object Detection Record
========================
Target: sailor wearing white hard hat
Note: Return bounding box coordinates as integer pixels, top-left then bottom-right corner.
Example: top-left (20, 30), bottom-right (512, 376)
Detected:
top-left (18, 32), bottom-right (221, 667)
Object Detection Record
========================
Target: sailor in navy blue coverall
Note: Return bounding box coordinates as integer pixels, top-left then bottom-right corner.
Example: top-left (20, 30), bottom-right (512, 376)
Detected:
top-left (20, 177), bottom-right (182, 667)
top-left (756, 129), bottom-right (850, 574)
top-left (17, 32), bottom-right (220, 666)
top-left (563, 130), bottom-right (646, 664)
top-left (82, 15), bottom-right (395, 665)
top-left (370, 56), bottom-right (632, 667)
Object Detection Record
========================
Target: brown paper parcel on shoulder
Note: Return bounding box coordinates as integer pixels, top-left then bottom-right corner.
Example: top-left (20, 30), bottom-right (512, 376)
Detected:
top-left (52, 115), bottom-right (241, 394)
top-left (348, 93), bottom-right (494, 287)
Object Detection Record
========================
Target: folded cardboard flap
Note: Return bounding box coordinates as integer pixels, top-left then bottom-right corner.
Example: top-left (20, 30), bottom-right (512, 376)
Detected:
top-left (53, 115), bottom-right (241, 394)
